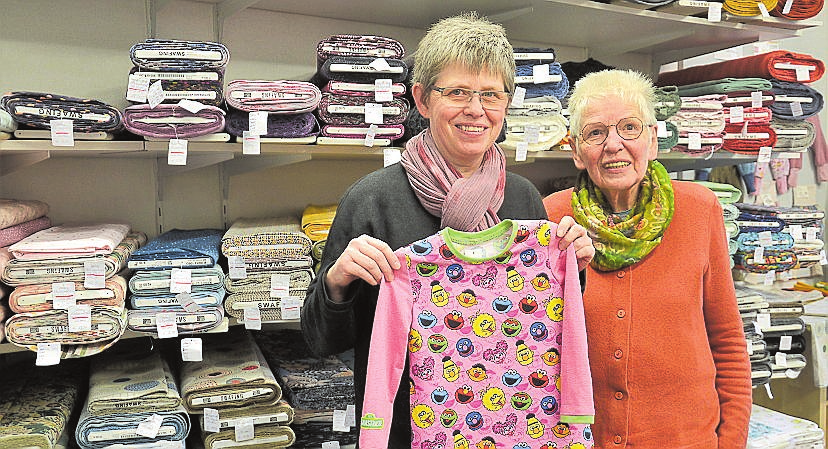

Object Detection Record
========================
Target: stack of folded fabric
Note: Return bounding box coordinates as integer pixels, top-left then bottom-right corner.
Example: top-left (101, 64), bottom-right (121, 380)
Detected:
top-left (1, 91), bottom-right (124, 140)
top-left (301, 204), bottom-right (337, 273)
top-left (255, 329), bottom-right (358, 448)
top-left (0, 198), bottom-right (52, 252)
top-left (501, 95), bottom-right (569, 153)
top-left (757, 288), bottom-right (815, 381)
top-left (723, 0), bottom-right (779, 16)
top-left (1, 223), bottom-right (145, 358)
top-left (654, 85), bottom-right (682, 152)
top-left (771, 0), bottom-right (824, 20)
top-left (0, 107), bottom-right (17, 139)
top-left (180, 329), bottom-right (295, 449)
top-left (695, 181), bottom-right (742, 263)
top-left (769, 79), bottom-right (824, 120)
top-left (737, 286), bottom-right (771, 386)
top-left (126, 228), bottom-right (227, 336)
top-left (75, 350), bottom-right (190, 449)
top-left (225, 79), bottom-right (322, 143)
top-left (666, 94), bottom-right (727, 156)
top-left (513, 48), bottom-right (569, 100)
top-left (748, 404), bottom-right (824, 448)
top-left (732, 205), bottom-right (797, 282)
top-left (313, 34), bottom-right (408, 146)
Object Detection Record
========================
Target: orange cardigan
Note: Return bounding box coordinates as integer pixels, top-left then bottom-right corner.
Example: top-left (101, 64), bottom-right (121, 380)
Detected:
top-left (544, 181), bottom-right (751, 449)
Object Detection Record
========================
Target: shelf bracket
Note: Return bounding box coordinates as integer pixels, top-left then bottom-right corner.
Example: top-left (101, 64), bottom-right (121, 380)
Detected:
top-left (213, 0), bottom-right (259, 42)
top-left (145, 0), bottom-right (173, 39)
top-left (0, 151), bottom-right (50, 177)
top-left (223, 154), bottom-right (312, 179)
top-left (156, 152), bottom-right (235, 177)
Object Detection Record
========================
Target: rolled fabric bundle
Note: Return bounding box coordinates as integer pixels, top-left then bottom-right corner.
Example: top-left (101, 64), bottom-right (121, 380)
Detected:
top-left (302, 204), bottom-right (337, 242)
top-left (723, 204), bottom-right (741, 221)
top-left (723, 106), bottom-right (772, 124)
top-left (1, 91), bottom-right (124, 132)
top-left (130, 39), bottom-right (229, 71)
top-left (722, 90), bottom-right (775, 107)
top-left (9, 274), bottom-right (127, 313)
top-left (128, 266), bottom-right (225, 296)
top-left (772, 0), bottom-right (824, 18)
top-left (322, 80), bottom-right (406, 97)
top-left (76, 407), bottom-right (190, 449)
top-left (733, 248), bottom-right (797, 273)
top-left (0, 107), bottom-right (17, 132)
top-left (657, 120), bottom-right (679, 151)
top-left (241, 256), bottom-right (314, 273)
top-left (126, 305), bottom-right (225, 334)
top-left (222, 217), bottom-right (311, 260)
top-left (127, 66), bottom-right (224, 106)
top-left (657, 50), bottom-right (825, 86)
top-left (513, 47), bottom-right (556, 63)
top-left (725, 223), bottom-right (741, 240)
top-left (769, 79), bottom-right (824, 119)
top-left (676, 77), bottom-right (773, 96)
top-left (667, 113), bottom-right (726, 133)
top-left (224, 268), bottom-right (313, 295)
top-left (761, 317), bottom-right (806, 337)
top-left (321, 123), bottom-right (404, 139)
top-left (316, 34), bottom-right (404, 63)
top-left (0, 198), bottom-right (49, 230)
top-left (127, 228), bottom-right (224, 270)
top-left (129, 290), bottom-right (224, 309)
top-left (0, 216), bottom-right (51, 248)
top-left (695, 181), bottom-right (743, 204)
top-left (9, 222), bottom-right (130, 261)
top-left (200, 400), bottom-right (294, 431)
top-left (226, 109), bottom-right (318, 138)
top-left (318, 56), bottom-right (409, 83)
top-left (203, 423), bottom-right (295, 449)
top-left (673, 131), bottom-right (724, 155)
top-left (515, 61), bottom-right (569, 99)
top-left (317, 93), bottom-right (409, 125)
top-left (312, 240), bottom-right (326, 261)
top-left (224, 292), bottom-right (304, 322)
top-left (500, 113), bottom-right (569, 152)
top-left (123, 103), bottom-right (226, 139)
top-left (736, 231), bottom-right (795, 251)
top-left (723, 0), bottom-right (779, 16)
top-left (771, 117), bottom-right (816, 151)
top-left (735, 212), bottom-right (786, 232)
top-left (225, 80), bottom-right (321, 114)
top-left (722, 121), bottom-right (777, 154)
top-left (654, 86), bottom-right (682, 120)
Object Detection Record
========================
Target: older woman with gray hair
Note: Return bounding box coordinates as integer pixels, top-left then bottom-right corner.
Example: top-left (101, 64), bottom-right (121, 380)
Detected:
top-left (544, 69), bottom-right (751, 449)
top-left (303, 12), bottom-right (593, 447)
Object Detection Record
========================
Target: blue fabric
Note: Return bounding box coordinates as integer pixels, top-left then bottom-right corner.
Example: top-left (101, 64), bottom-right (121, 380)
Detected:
top-left (515, 61), bottom-right (570, 99)
top-left (128, 229), bottom-right (224, 269)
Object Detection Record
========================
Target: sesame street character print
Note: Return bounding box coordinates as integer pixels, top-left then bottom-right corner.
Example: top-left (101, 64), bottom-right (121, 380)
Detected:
top-left (519, 248), bottom-right (538, 267)
top-left (447, 263), bottom-right (465, 282)
top-left (472, 266), bottom-right (498, 289)
top-left (456, 337), bottom-right (475, 357)
top-left (467, 363), bottom-right (488, 382)
top-left (526, 413), bottom-right (545, 439)
top-left (432, 387), bottom-right (450, 405)
top-left (412, 403), bottom-right (436, 429)
top-left (412, 356), bottom-right (435, 381)
top-left (418, 310), bottom-right (438, 329)
top-left (472, 312), bottom-right (496, 338)
top-left (481, 386), bottom-right (507, 411)
top-left (441, 409), bottom-right (458, 427)
top-left (443, 356), bottom-right (461, 382)
top-left (421, 432), bottom-right (448, 449)
top-left (444, 310), bottom-right (465, 330)
top-left (505, 266), bottom-right (525, 292)
top-left (453, 430), bottom-right (471, 449)
top-left (431, 281), bottom-right (450, 307)
top-left (483, 340), bottom-right (508, 364)
top-left (466, 411), bottom-right (484, 430)
top-left (457, 289), bottom-right (479, 307)
top-left (476, 436), bottom-right (497, 449)
top-left (493, 413), bottom-right (517, 436)
top-left (536, 222), bottom-right (552, 246)
top-left (409, 329), bottom-right (423, 353)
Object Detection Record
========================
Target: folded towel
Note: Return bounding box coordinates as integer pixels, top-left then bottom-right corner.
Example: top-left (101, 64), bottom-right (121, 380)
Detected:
top-left (225, 80), bottom-right (321, 114)
top-left (123, 103), bottom-right (226, 139)
top-left (128, 229), bottom-right (223, 270)
top-left (130, 39), bottom-right (230, 71)
top-left (657, 50), bottom-right (825, 86)
top-left (0, 216), bottom-right (51, 247)
top-left (10, 222), bottom-right (131, 260)
top-left (1, 91), bottom-right (124, 133)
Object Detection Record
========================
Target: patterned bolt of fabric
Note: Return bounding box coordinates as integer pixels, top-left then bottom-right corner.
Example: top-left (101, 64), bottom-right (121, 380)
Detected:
top-left (736, 231), bottom-right (795, 251)
top-left (130, 39), bottom-right (230, 71)
top-left (127, 67), bottom-right (225, 106)
top-left (318, 56), bottom-right (409, 83)
top-left (321, 123), bottom-right (405, 139)
top-left (1, 91), bottom-right (124, 132)
top-left (735, 211), bottom-right (787, 232)
top-left (515, 61), bottom-right (570, 99)
top-left (127, 228), bottom-right (224, 270)
top-left (123, 103), bottom-right (226, 138)
top-left (656, 50), bottom-right (825, 86)
top-left (722, 122), bottom-right (777, 154)
top-left (126, 304), bottom-right (225, 334)
top-left (322, 80), bottom-right (407, 97)
top-left (0, 107), bottom-right (17, 132)
top-left (200, 400), bottom-right (295, 432)
top-left (317, 93), bottom-right (409, 125)
top-left (500, 113), bottom-right (569, 152)
top-left (128, 265), bottom-right (225, 296)
top-left (316, 34), bottom-right (405, 64)
top-left (225, 109), bottom-right (318, 138)
top-left (771, 0), bottom-right (824, 19)
top-left (771, 117), bottom-right (816, 151)
top-left (734, 249), bottom-right (797, 273)
top-left (224, 292), bottom-right (303, 322)
top-left (9, 222), bottom-right (130, 260)
top-left (203, 423), bottom-right (295, 449)
top-left (654, 86), bottom-right (682, 120)
top-left (769, 79), bottom-right (825, 119)
top-left (9, 275), bottom-right (127, 313)
top-left (723, 106), bottom-right (772, 125)
top-left (225, 80), bottom-right (322, 114)
top-left (0, 198), bottom-right (49, 230)
top-left (222, 217), bottom-right (313, 260)
top-left (224, 268), bottom-right (313, 295)
top-left (723, 0), bottom-right (779, 16)
top-left (668, 94), bottom-right (726, 155)
top-left (0, 216), bottom-right (51, 248)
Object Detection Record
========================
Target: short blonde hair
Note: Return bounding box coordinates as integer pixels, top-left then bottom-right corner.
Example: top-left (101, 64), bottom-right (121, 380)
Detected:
top-left (568, 69), bottom-right (657, 139)
top-left (412, 12), bottom-right (515, 105)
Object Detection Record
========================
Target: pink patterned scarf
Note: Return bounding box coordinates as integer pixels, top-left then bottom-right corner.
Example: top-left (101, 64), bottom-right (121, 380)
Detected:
top-left (401, 129), bottom-right (505, 231)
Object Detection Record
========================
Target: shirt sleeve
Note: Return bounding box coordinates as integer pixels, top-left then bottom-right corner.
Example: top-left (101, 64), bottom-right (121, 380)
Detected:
top-left (359, 252), bottom-right (412, 447)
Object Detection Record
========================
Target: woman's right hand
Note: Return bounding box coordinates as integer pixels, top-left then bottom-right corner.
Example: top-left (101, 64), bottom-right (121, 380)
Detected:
top-left (325, 234), bottom-right (402, 302)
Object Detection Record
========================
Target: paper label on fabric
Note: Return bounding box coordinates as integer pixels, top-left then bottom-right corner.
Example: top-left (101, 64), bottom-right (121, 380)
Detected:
top-left (374, 78), bottom-right (393, 102)
top-left (84, 260), bottom-right (106, 288)
top-left (512, 86), bottom-right (526, 108)
top-left (248, 111), bottom-right (268, 136)
top-left (758, 231), bottom-right (773, 247)
top-left (204, 408), bottom-right (220, 433)
top-left (228, 256), bottom-right (248, 279)
top-left (322, 442), bottom-right (341, 449)
top-left (753, 246), bottom-right (765, 263)
top-left (763, 270), bottom-right (775, 286)
top-left (177, 292), bottom-right (203, 312)
top-left (688, 133), bottom-right (702, 150)
top-left (795, 67), bottom-right (812, 82)
top-left (192, 388), bottom-right (272, 406)
top-left (147, 80), bottom-right (165, 108)
top-left (51, 282), bottom-right (76, 309)
top-left (68, 304), bottom-right (92, 332)
top-left (758, 146), bottom-right (772, 163)
top-left (181, 337), bottom-right (203, 361)
top-left (50, 119), bottom-right (74, 147)
top-left (242, 131), bottom-right (261, 155)
top-left (270, 273), bottom-right (290, 298)
top-left (329, 63), bottom-right (404, 74)
top-left (16, 106), bottom-right (108, 122)
top-left (364, 124), bottom-right (378, 147)
top-left (333, 409), bottom-right (350, 432)
top-left (516, 142), bottom-right (528, 162)
top-left (35, 342), bottom-right (61, 366)
top-left (178, 99), bottom-right (207, 113)
top-left (156, 312), bottom-right (178, 338)
top-left (133, 71), bottom-right (220, 81)
top-left (280, 297), bottom-right (301, 320)
top-left (170, 268), bottom-right (192, 293)
top-left (758, 2), bottom-right (770, 17)
top-left (168, 139), bottom-right (188, 165)
top-left (136, 414), bottom-right (164, 438)
top-left (707, 2), bottom-right (722, 22)
top-left (234, 417), bottom-right (255, 442)
top-left (533, 64), bottom-right (550, 84)
top-left (807, 227), bottom-right (819, 243)
top-left (758, 312), bottom-right (772, 329)
top-left (363, 103), bottom-right (384, 124)
top-left (786, 369), bottom-right (801, 379)
top-left (346, 405), bottom-right (356, 427)
top-left (127, 74), bottom-right (150, 102)
top-left (779, 335), bottom-right (793, 351)
top-left (764, 382), bottom-right (774, 399)
top-left (775, 351), bottom-right (788, 367)
top-left (162, 91), bottom-right (218, 100)
top-left (820, 250), bottom-right (828, 265)
top-left (747, 340), bottom-right (755, 355)
top-left (789, 224), bottom-right (804, 241)
top-left (782, 0), bottom-right (793, 13)
top-left (514, 51), bottom-right (555, 60)
top-left (775, 95), bottom-right (813, 103)
top-left (244, 306), bottom-right (262, 330)
top-left (525, 125), bottom-right (540, 144)
top-left (383, 147), bottom-right (401, 167)
top-left (656, 121), bottom-right (668, 138)
top-left (368, 58), bottom-right (393, 72)
top-left (791, 101), bottom-right (804, 117)
top-left (729, 106), bottom-right (744, 123)
top-left (777, 152), bottom-right (801, 159)
top-left (134, 49), bottom-right (222, 60)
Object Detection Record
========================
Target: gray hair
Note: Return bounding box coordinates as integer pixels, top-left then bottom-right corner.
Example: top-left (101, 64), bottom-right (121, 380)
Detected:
top-left (568, 69), bottom-right (657, 139)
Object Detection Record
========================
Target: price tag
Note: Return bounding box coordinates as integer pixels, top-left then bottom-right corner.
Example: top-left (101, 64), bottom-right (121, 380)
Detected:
top-left (228, 256), bottom-right (247, 279)
top-left (525, 125), bottom-right (540, 144)
top-left (249, 111), bottom-right (268, 136)
top-left (36, 342), bottom-right (61, 366)
top-left (84, 260), bottom-right (106, 289)
top-left (820, 250), bottom-right (828, 266)
top-left (235, 417), bottom-right (255, 442)
top-left (751, 91), bottom-right (763, 108)
top-left (270, 273), bottom-right (290, 298)
top-left (656, 121), bottom-right (668, 138)
top-left (364, 124), bottom-right (378, 147)
top-left (511, 86), bottom-right (526, 108)
top-left (50, 119), bottom-right (74, 147)
top-left (795, 67), bottom-right (810, 82)
top-left (333, 409), bottom-right (350, 432)
top-left (147, 80), bottom-right (164, 108)
top-left (170, 268), bottom-right (192, 293)
top-left (789, 224), bottom-right (803, 241)
top-left (383, 147), bottom-right (401, 167)
top-left (757, 146), bottom-right (772, 163)
top-left (779, 335), bottom-right (793, 351)
top-left (181, 337), bottom-right (203, 361)
top-left (764, 270), bottom-right (775, 286)
top-left (783, 0), bottom-right (793, 14)
top-left (532, 64), bottom-right (550, 84)
top-left (280, 297), bottom-right (301, 320)
top-left (364, 102), bottom-right (383, 125)
top-left (374, 79), bottom-right (393, 102)
top-left (242, 131), bottom-right (261, 155)
top-left (775, 351), bottom-right (788, 367)
top-left (757, 312), bottom-right (771, 329)
top-left (51, 282), bottom-right (76, 309)
top-left (707, 2), bottom-right (722, 22)
top-left (178, 99), bottom-right (206, 114)
top-left (126, 74), bottom-right (151, 102)
top-left (790, 101), bottom-right (803, 117)
top-left (515, 142), bottom-right (528, 162)
top-left (741, 121), bottom-right (749, 136)
top-left (156, 312), bottom-right (178, 339)
top-left (322, 442), bottom-right (341, 449)
top-left (204, 408), bottom-right (220, 433)
top-left (136, 414), bottom-right (164, 438)
top-left (758, 230), bottom-right (773, 247)
top-left (785, 368), bottom-right (800, 379)
top-left (68, 304), bottom-right (92, 332)
top-left (729, 106), bottom-right (744, 124)
top-left (688, 133), bottom-right (702, 150)
top-left (747, 340), bottom-right (754, 355)
top-left (346, 405), bottom-right (356, 428)
top-left (168, 139), bottom-right (188, 166)
top-left (177, 292), bottom-right (202, 312)
top-left (244, 306), bottom-right (262, 330)
top-left (758, 2), bottom-right (770, 17)
top-left (807, 226), bottom-right (818, 242)
top-left (368, 58), bottom-right (392, 72)
top-left (753, 245), bottom-right (765, 263)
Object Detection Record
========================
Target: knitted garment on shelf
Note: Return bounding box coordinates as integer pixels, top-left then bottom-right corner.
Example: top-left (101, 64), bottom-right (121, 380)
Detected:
top-left (224, 268), bottom-right (313, 294)
top-left (203, 423), bottom-right (295, 449)
top-left (127, 67), bottom-right (225, 106)
top-left (5, 305), bottom-right (127, 358)
top-left (658, 120), bottom-right (680, 151)
top-left (126, 305), bottom-right (225, 334)
top-left (128, 266), bottom-right (225, 296)
top-left (657, 50), bottom-right (825, 86)
top-left (515, 61), bottom-right (570, 99)
top-left (317, 93), bottom-right (409, 125)
top-left (128, 228), bottom-right (224, 270)
top-left (1, 91), bottom-right (124, 132)
top-left (723, 0), bottom-right (779, 15)
top-left (723, 106), bottom-right (772, 125)
top-left (9, 222), bottom-right (130, 261)
top-left (722, 90), bottom-right (776, 107)
top-left (676, 77), bottom-right (773, 96)
top-left (0, 198), bottom-right (49, 230)
top-left (321, 123), bottom-right (405, 139)
top-left (129, 290), bottom-right (224, 310)
top-left (769, 79), bottom-right (825, 119)
top-left (1, 232), bottom-right (146, 287)
top-left (316, 34), bottom-right (405, 64)
top-left (224, 292), bottom-right (303, 322)
top-left (0, 216), bottom-right (51, 248)
top-left (317, 56), bottom-right (409, 83)
top-left (560, 57), bottom-right (615, 85)
top-left (222, 217), bottom-right (312, 259)
top-left (123, 103), bottom-right (226, 139)
top-left (322, 79), bottom-right (407, 98)
top-left (654, 86), bottom-right (682, 120)
top-left (771, 117), bottom-right (816, 150)
top-left (225, 80), bottom-right (321, 113)
top-left (771, 0), bottom-right (824, 19)
top-left (199, 400), bottom-right (295, 431)
top-left (722, 121), bottom-right (777, 154)
top-left (9, 274), bottom-right (127, 313)
top-left (225, 109), bottom-right (318, 138)
top-left (179, 329), bottom-right (282, 413)
top-left (733, 249), bottom-right (797, 273)
top-left (130, 39), bottom-right (230, 71)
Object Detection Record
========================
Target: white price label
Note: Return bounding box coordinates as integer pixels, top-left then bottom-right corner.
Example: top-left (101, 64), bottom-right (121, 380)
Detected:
top-left (374, 78), bottom-right (393, 102)
top-left (228, 256), bottom-right (247, 279)
top-left (758, 230), bottom-right (773, 247)
top-left (708, 2), bottom-right (722, 21)
top-left (177, 99), bottom-right (206, 113)
top-left (758, 146), bottom-right (772, 163)
top-left (36, 342), bottom-right (61, 366)
top-left (84, 260), bottom-right (106, 289)
top-left (525, 125), bottom-right (540, 144)
top-left (364, 124), bottom-right (378, 147)
top-left (757, 312), bottom-right (772, 329)
top-left (249, 111), bottom-right (269, 136)
top-left (364, 102), bottom-right (384, 125)
top-left (242, 131), bottom-right (261, 155)
top-left (807, 227), bottom-right (818, 241)
top-left (51, 282), bottom-right (76, 309)
top-left (383, 147), bottom-right (401, 167)
top-left (791, 101), bottom-right (803, 117)
top-left (235, 418), bottom-right (255, 442)
top-left (751, 91), bottom-right (763, 108)
top-left (780, 335), bottom-right (793, 351)
top-left (270, 273), bottom-right (290, 298)
top-left (170, 268), bottom-right (192, 293)
top-left (333, 409), bottom-right (350, 432)
top-left (167, 139), bottom-right (188, 166)
top-left (657, 121), bottom-right (668, 138)
top-left (147, 80), bottom-right (165, 108)
top-left (532, 64), bottom-right (550, 84)
top-left (783, 0), bottom-right (793, 14)
top-left (346, 405), bottom-right (356, 427)
top-left (126, 74), bottom-right (151, 102)
top-left (136, 414), bottom-right (164, 439)
top-left (820, 250), bottom-right (828, 265)
top-left (775, 351), bottom-right (788, 367)
top-left (204, 408), bottom-right (221, 433)
top-left (177, 292), bottom-right (202, 312)
top-left (181, 337), bottom-right (203, 361)
top-left (68, 304), bottom-right (92, 332)
top-left (764, 270), bottom-right (775, 286)
top-left (280, 298), bottom-right (301, 320)
top-left (688, 133), bottom-right (702, 150)
top-left (795, 67), bottom-right (810, 82)
top-left (515, 142), bottom-right (528, 162)
top-left (322, 442), bottom-right (341, 449)
top-left (511, 86), bottom-right (526, 108)
top-left (368, 58), bottom-right (392, 72)
top-left (789, 224), bottom-right (803, 241)
top-left (244, 306), bottom-right (262, 330)
top-left (729, 106), bottom-right (744, 124)
top-left (758, 2), bottom-right (770, 17)
top-left (753, 245), bottom-right (765, 263)
top-left (156, 312), bottom-right (178, 339)
top-left (50, 119), bottom-right (74, 147)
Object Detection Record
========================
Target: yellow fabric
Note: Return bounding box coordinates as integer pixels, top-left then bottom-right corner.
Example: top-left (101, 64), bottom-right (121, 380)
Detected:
top-left (723, 0), bottom-right (779, 16)
top-left (301, 204), bottom-right (337, 242)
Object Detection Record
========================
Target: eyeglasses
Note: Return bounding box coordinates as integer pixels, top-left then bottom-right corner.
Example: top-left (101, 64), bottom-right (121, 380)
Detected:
top-left (431, 86), bottom-right (511, 109)
top-left (580, 117), bottom-right (646, 146)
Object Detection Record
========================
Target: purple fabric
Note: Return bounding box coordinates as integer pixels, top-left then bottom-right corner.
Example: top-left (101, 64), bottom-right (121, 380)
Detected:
top-left (226, 109), bottom-right (318, 138)
top-left (123, 104), bottom-right (226, 138)
top-left (317, 93), bottom-right (409, 125)
top-left (0, 216), bottom-right (51, 248)
top-left (225, 80), bottom-right (321, 114)
top-left (321, 124), bottom-right (404, 139)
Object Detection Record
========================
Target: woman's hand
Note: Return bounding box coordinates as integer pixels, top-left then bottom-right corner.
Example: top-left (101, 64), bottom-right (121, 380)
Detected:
top-left (556, 216), bottom-right (595, 271)
top-left (325, 234), bottom-right (402, 302)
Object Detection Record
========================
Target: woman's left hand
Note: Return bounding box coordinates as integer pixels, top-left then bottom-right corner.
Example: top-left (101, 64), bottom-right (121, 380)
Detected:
top-left (556, 216), bottom-right (595, 271)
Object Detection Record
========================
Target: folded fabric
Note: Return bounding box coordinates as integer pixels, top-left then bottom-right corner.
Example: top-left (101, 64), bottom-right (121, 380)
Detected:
top-left (128, 266), bottom-right (225, 296)
top-left (224, 292), bottom-right (304, 322)
top-left (225, 109), bottom-right (318, 138)
top-left (317, 93), bottom-right (409, 125)
top-left (203, 423), bottom-right (295, 449)
top-left (222, 217), bottom-right (313, 260)
top-left (657, 120), bottom-right (679, 151)
top-left (1, 232), bottom-right (147, 286)
top-left (225, 80), bottom-right (321, 114)
top-left (301, 204), bottom-right (337, 242)
top-left (654, 86), bottom-right (682, 120)
top-left (733, 249), bottom-right (797, 273)
top-left (722, 204), bottom-right (741, 221)
top-left (735, 211), bottom-right (786, 232)
top-left (127, 66), bottom-right (224, 106)
top-left (771, 117), bottom-right (817, 151)
top-left (321, 123), bottom-right (404, 139)
top-left (179, 330), bottom-right (282, 413)
top-left (501, 113), bottom-right (569, 152)
top-left (771, 0), bottom-right (824, 19)
top-left (130, 39), bottom-right (230, 71)
top-left (737, 203), bottom-right (825, 225)
top-left (312, 240), bottom-right (326, 262)
top-left (9, 274), bottom-right (127, 313)
top-left (200, 400), bottom-right (294, 431)
top-left (676, 77), bottom-right (773, 97)
top-left (769, 79), bottom-right (824, 119)
top-left (0, 215), bottom-right (51, 247)
top-left (723, 106), bottom-right (772, 125)
top-left (722, 121), bottom-right (777, 155)
top-left (657, 50), bottom-right (825, 86)
top-left (10, 222), bottom-right (130, 260)
top-left (123, 103), bottom-right (226, 139)
top-left (736, 231), bottom-right (795, 251)
top-left (126, 305), bottom-right (225, 335)
top-left (225, 267), bottom-right (312, 294)
top-left (129, 290), bottom-right (224, 309)
top-left (316, 34), bottom-right (405, 63)
top-left (318, 55), bottom-right (409, 83)
top-left (761, 317), bottom-right (807, 337)
top-left (723, 0), bottom-right (779, 16)
top-left (237, 256), bottom-right (314, 273)
top-left (515, 61), bottom-right (569, 99)
top-left (672, 131), bottom-right (724, 156)
top-left (76, 406), bottom-right (190, 449)
top-left (694, 181), bottom-right (743, 204)
top-left (0, 107), bottom-right (17, 132)
top-left (1, 91), bottom-right (124, 132)
top-left (322, 80), bottom-right (406, 98)
top-left (128, 228), bottom-right (223, 270)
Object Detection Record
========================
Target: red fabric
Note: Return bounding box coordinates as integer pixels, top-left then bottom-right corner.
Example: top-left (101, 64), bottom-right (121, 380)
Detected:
top-left (657, 51), bottom-right (825, 86)
top-left (772, 0), bottom-right (824, 19)
top-left (722, 122), bottom-right (778, 154)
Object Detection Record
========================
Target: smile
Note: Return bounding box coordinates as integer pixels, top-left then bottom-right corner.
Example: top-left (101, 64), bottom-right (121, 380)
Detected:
top-left (604, 161), bottom-right (630, 169)
top-left (457, 125), bottom-right (485, 132)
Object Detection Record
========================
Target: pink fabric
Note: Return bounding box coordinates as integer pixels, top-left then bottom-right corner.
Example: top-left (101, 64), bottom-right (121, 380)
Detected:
top-left (806, 115), bottom-right (828, 182)
top-left (400, 129), bottom-right (506, 232)
top-left (0, 198), bottom-right (49, 230)
top-left (0, 216), bottom-right (51, 247)
top-left (788, 156), bottom-right (803, 189)
top-left (9, 222), bottom-right (130, 260)
top-left (770, 158), bottom-right (791, 194)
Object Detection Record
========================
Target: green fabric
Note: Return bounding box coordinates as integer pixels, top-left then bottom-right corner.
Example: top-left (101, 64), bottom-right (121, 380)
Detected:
top-left (676, 77), bottom-right (773, 96)
top-left (695, 180), bottom-right (743, 204)
top-left (571, 160), bottom-right (675, 271)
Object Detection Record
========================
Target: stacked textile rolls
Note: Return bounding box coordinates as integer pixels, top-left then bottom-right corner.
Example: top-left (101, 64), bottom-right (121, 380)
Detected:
top-left (301, 204), bottom-right (337, 274)
top-left (771, 0), bottom-right (824, 19)
top-left (723, 0), bottom-right (779, 16)
top-left (224, 79), bottom-right (322, 143)
top-left (666, 94), bottom-right (727, 156)
top-left (0, 91), bottom-right (124, 139)
top-left (695, 181), bottom-right (743, 266)
top-left (654, 85), bottom-right (682, 151)
top-left (513, 48), bottom-right (569, 100)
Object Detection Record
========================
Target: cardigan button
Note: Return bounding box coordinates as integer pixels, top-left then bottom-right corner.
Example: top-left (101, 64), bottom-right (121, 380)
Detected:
top-left (617, 270), bottom-right (626, 278)
top-left (615, 391), bottom-right (624, 400)
top-left (617, 309), bottom-right (626, 318)
top-left (614, 435), bottom-right (623, 444)
top-left (614, 349), bottom-right (623, 359)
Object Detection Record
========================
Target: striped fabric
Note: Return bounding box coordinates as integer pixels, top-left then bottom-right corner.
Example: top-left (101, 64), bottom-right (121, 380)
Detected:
top-left (130, 39), bottom-right (230, 71)
top-left (657, 50), bottom-right (825, 86)
top-left (322, 80), bottom-right (406, 97)
top-left (222, 217), bottom-right (313, 260)
top-left (123, 103), bottom-right (226, 139)
top-left (316, 34), bottom-right (405, 63)
top-left (318, 56), bottom-right (409, 83)
top-left (127, 67), bottom-right (225, 107)
top-left (9, 275), bottom-right (127, 313)
top-left (1, 91), bottom-right (123, 133)
top-left (317, 93), bottom-right (409, 125)
top-left (225, 80), bottom-right (321, 114)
